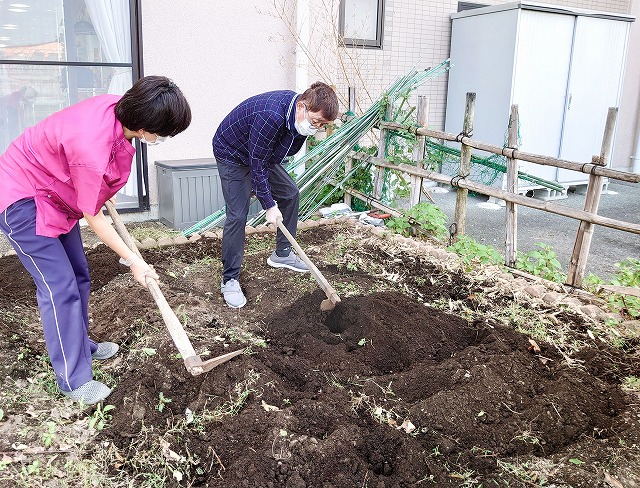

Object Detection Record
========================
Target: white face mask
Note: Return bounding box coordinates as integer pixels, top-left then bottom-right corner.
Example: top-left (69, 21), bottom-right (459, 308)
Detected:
top-left (295, 118), bottom-right (318, 137)
top-left (140, 133), bottom-right (170, 146)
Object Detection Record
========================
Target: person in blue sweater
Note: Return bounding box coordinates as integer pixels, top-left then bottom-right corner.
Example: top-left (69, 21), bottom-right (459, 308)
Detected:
top-left (212, 82), bottom-right (339, 308)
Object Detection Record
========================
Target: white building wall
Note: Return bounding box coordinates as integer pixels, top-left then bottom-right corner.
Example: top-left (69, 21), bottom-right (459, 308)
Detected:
top-left (135, 0), bottom-right (636, 211)
top-left (138, 0), bottom-right (297, 206)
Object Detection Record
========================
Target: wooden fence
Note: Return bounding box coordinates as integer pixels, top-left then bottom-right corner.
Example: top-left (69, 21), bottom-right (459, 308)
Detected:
top-left (348, 92), bottom-right (640, 289)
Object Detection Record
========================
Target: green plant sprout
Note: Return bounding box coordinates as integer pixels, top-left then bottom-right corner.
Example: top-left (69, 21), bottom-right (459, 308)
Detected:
top-left (89, 404), bottom-right (115, 431)
top-left (386, 203), bottom-right (448, 240)
top-left (516, 243), bottom-right (566, 282)
top-left (447, 235), bottom-right (503, 267)
top-left (176, 304), bottom-right (189, 326)
top-left (157, 392), bottom-right (173, 413)
top-left (41, 421), bottom-right (56, 448)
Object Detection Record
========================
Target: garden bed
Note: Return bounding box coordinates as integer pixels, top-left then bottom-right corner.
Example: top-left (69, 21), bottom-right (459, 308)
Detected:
top-left (0, 221), bottom-right (638, 487)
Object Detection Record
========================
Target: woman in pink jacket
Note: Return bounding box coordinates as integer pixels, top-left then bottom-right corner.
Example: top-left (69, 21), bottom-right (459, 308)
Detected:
top-left (0, 76), bottom-right (191, 404)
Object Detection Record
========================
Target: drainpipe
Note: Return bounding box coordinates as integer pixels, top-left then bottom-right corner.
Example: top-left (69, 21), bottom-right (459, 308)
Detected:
top-left (633, 122), bottom-right (640, 173)
top-left (295, 0), bottom-right (309, 93)
top-left (294, 0), bottom-right (310, 176)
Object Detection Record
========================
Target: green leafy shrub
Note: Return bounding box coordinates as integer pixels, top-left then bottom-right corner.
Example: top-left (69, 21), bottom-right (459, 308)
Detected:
top-left (447, 235), bottom-right (503, 267)
top-left (516, 243), bottom-right (566, 282)
top-left (608, 259), bottom-right (640, 319)
top-left (582, 261), bottom-right (639, 319)
top-left (385, 203), bottom-right (447, 240)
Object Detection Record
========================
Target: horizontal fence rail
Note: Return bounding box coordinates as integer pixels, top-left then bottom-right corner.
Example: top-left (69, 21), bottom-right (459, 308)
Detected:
top-left (380, 121), bottom-right (640, 184)
top-left (350, 154), bottom-right (640, 236)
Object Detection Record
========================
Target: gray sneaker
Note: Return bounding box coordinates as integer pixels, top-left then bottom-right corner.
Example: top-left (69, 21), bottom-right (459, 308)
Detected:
top-left (267, 251), bottom-right (309, 273)
top-left (60, 380), bottom-right (111, 405)
top-left (221, 279), bottom-right (247, 308)
top-left (91, 342), bottom-right (119, 360)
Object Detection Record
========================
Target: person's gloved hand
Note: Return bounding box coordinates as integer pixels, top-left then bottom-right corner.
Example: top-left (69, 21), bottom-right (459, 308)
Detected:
top-left (265, 204), bottom-right (283, 226)
top-left (130, 258), bottom-right (159, 288)
top-left (120, 254), bottom-right (159, 288)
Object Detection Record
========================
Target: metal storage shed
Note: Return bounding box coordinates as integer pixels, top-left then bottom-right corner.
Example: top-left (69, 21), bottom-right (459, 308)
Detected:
top-left (444, 1), bottom-right (634, 193)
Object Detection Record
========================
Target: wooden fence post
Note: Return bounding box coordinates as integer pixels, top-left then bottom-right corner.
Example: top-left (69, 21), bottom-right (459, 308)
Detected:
top-left (409, 96), bottom-right (429, 207)
top-left (373, 104), bottom-right (393, 200)
top-left (452, 92), bottom-right (476, 242)
top-left (344, 87), bottom-right (356, 208)
top-left (505, 104), bottom-right (519, 267)
top-left (566, 107), bottom-right (618, 287)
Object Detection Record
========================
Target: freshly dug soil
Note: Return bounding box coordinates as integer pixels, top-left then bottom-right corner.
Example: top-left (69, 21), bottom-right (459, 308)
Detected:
top-left (0, 224), bottom-right (638, 487)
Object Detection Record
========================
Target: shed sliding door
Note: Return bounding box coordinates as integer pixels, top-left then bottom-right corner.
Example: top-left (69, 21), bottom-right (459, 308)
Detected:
top-left (558, 17), bottom-right (628, 183)
top-left (512, 10), bottom-right (574, 182)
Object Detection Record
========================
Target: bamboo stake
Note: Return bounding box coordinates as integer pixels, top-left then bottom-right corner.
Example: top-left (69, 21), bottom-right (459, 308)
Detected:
top-left (344, 188), bottom-right (403, 218)
top-left (566, 108), bottom-right (617, 287)
top-left (599, 285), bottom-right (640, 298)
top-left (374, 105), bottom-right (393, 200)
top-left (350, 155), bottom-right (640, 235)
top-left (505, 105), bottom-right (519, 267)
top-left (344, 87), bottom-right (356, 208)
top-left (453, 93), bottom-right (475, 242)
top-left (344, 157), bottom-right (353, 208)
top-left (380, 122), bottom-right (640, 184)
top-left (409, 96), bottom-right (429, 207)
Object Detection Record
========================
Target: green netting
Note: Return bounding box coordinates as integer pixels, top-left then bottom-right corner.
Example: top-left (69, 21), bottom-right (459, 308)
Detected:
top-left (419, 116), bottom-right (564, 192)
top-left (424, 139), bottom-right (564, 192)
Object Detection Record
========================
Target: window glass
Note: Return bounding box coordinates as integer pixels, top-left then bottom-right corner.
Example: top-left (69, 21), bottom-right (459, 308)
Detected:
top-left (0, 0), bottom-right (139, 208)
top-left (344, 0), bottom-right (379, 40)
top-left (340, 0), bottom-right (384, 48)
top-left (0, 63), bottom-right (132, 153)
top-left (0, 0), bottom-right (131, 63)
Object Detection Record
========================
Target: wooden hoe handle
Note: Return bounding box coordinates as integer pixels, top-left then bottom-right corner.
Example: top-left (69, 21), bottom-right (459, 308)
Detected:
top-left (104, 201), bottom-right (203, 372)
top-left (275, 219), bottom-right (341, 307)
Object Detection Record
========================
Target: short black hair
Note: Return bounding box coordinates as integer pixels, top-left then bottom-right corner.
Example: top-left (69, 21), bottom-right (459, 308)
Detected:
top-left (115, 76), bottom-right (191, 137)
top-left (299, 82), bottom-right (339, 121)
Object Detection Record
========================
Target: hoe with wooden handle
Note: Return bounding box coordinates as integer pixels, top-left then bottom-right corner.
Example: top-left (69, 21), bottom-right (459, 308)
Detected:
top-left (104, 201), bottom-right (244, 375)
top-left (275, 219), bottom-right (341, 311)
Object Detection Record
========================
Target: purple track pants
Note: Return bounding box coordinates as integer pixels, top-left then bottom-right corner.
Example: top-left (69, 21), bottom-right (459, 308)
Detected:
top-left (1, 198), bottom-right (98, 391)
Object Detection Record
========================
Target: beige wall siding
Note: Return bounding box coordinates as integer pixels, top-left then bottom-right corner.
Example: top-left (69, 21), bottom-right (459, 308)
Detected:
top-left (140, 0), bottom-right (296, 205)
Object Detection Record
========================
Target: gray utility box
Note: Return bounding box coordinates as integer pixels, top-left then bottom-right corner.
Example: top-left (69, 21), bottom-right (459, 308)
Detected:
top-left (156, 158), bottom-right (261, 230)
top-left (156, 158), bottom-right (225, 230)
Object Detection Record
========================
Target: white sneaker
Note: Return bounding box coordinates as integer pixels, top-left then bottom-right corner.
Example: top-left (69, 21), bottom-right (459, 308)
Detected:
top-left (221, 279), bottom-right (247, 308)
top-left (91, 342), bottom-right (119, 360)
top-left (267, 251), bottom-right (309, 273)
top-left (60, 380), bottom-right (111, 405)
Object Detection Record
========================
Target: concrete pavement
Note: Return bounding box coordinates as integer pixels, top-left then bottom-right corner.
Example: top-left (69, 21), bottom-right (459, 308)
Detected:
top-left (429, 180), bottom-right (639, 281)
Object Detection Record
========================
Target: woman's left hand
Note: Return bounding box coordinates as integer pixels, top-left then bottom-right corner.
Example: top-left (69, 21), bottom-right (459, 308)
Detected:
top-left (130, 258), bottom-right (159, 288)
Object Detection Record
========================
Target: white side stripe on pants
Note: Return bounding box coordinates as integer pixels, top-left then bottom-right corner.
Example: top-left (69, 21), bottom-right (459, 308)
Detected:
top-left (3, 210), bottom-right (72, 391)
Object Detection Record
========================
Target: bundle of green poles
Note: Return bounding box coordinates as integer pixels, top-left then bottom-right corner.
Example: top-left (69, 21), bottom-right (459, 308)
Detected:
top-left (182, 60), bottom-right (452, 237)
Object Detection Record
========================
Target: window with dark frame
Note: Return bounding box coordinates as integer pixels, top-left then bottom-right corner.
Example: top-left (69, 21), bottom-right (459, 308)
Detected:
top-left (339, 0), bottom-right (385, 49)
top-left (0, 0), bottom-right (147, 211)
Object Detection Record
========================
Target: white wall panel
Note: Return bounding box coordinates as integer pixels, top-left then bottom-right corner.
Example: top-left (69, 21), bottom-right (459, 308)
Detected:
top-left (139, 0), bottom-right (296, 205)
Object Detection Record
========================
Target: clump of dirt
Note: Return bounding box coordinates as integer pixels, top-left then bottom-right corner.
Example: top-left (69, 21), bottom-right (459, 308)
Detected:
top-left (108, 287), bottom-right (636, 486)
top-left (1, 224), bottom-right (639, 487)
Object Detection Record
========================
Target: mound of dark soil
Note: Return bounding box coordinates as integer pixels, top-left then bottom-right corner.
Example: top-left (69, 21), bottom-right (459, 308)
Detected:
top-left (1, 225), bottom-right (638, 487)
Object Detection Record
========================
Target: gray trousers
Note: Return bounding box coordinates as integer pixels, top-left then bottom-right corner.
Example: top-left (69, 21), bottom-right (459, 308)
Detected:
top-left (217, 160), bottom-right (299, 283)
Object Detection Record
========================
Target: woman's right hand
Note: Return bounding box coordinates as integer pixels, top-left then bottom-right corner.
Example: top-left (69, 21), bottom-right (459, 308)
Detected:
top-left (130, 258), bottom-right (159, 288)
